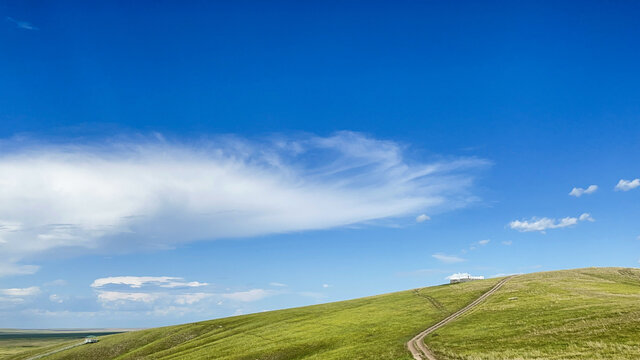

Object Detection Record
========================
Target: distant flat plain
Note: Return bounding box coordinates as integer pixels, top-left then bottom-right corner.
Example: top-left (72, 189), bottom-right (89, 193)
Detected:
top-left (0, 329), bottom-right (129, 359)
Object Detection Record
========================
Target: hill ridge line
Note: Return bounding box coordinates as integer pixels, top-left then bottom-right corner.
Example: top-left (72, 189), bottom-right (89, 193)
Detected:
top-left (407, 276), bottom-right (514, 360)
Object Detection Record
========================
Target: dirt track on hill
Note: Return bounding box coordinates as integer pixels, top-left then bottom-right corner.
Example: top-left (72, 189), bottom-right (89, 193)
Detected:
top-left (25, 341), bottom-right (85, 360)
top-left (407, 276), bottom-right (514, 360)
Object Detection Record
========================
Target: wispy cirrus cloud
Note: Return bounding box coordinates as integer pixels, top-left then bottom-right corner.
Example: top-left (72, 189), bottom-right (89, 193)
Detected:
top-left (6, 17), bottom-right (38, 30)
top-left (569, 185), bottom-right (597, 197)
top-left (0, 132), bottom-right (488, 276)
top-left (461, 239), bottom-right (490, 253)
top-left (432, 253), bottom-right (466, 263)
top-left (615, 179), bottom-right (640, 191)
top-left (174, 293), bottom-right (213, 305)
top-left (1, 286), bottom-right (40, 297)
top-left (509, 213), bottom-right (594, 233)
top-left (0, 286), bottom-right (40, 306)
top-left (221, 289), bottom-right (273, 302)
top-left (97, 291), bottom-right (159, 303)
top-left (0, 263), bottom-right (39, 277)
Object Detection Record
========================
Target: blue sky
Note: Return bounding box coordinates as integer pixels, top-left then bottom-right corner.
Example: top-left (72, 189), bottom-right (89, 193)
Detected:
top-left (1, 0), bottom-right (639, 328)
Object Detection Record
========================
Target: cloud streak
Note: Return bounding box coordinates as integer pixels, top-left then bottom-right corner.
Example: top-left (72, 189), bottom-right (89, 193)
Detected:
top-left (1, 287), bottom-right (40, 297)
top-left (97, 291), bottom-right (158, 303)
top-left (222, 289), bottom-right (272, 302)
top-left (6, 17), bottom-right (38, 30)
top-left (432, 253), bottom-right (465, 263)
top-left (0, 132), bottom-right (487, 276)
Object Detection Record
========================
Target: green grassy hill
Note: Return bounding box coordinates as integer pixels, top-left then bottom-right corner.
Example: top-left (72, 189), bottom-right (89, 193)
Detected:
top-left (15, 267), bottom-right (640, 360)
top-left (426, 267), bottom-right (640, 360)
top-left (15, 279), bottom-right (500, 360)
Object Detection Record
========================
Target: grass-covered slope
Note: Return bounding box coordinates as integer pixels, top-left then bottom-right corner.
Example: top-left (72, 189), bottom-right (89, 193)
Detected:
top-left (17, 267), bottom-right (640, 360)
top-left (0, 333), bottom-right (74, 360)
top-left (426, 267), bottom-right (640, 360)
top-left (27, 279), bottom-right (499, 360)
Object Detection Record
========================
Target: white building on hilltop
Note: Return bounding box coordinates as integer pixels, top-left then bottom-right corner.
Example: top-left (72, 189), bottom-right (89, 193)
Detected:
top-left (448, 273), bottom-right (484, 284)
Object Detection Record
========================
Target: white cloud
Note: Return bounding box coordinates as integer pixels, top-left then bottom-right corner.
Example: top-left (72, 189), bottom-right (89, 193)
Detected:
top-left (97, 291), bottom-right (158, 303)
top-left (322, 284), bottom-right (331, 288)
top-left (174, 293), bottom-right (212, 305)
top-left (91, 276), bottom-right (207, 289)
top-left (501, 240), bottom-right (512, 246)
top-left (416, 214), bottom-right (431, 223)
top-left (0, 132), bottom-right (487, 276)
top-left (579, 213), bottom-right (595, 222)
top-left (0, 287), bottom-right (39, 306)
top-left (432, 253), bottom-right (465, 263)
top-left (0, 286), bottom-right (40, 296)
top-left (509, 213), bottom-right (594, 233)
top-left (0, 297), bottom-right (26, 304)
top-left (615, 179), bottom-right (640, 191)
top-left (464, 239), bottom-right (489, 253)
top-left (49, 294), bottom-right (64, 303)
top-left (44, 279), bottom-right (68, 287)
top-left (569, 185), bottom-right (598, 197)
top-left (92, 275), bottom-right (212, 309)
top-left (222, 289), bottom-right (272, 302)
top-left (269, 282), bottom-right (287, 287)
top-left (0, 263), bottom-right (39, 277)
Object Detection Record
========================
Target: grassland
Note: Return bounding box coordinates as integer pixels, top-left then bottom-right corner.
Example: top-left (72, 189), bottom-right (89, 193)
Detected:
top-left (0, 335), bottom-right (72, 359)
top-left (426, 267), bottom-right (640, 360)
top-left (13, 267), bottom-right (640, 360)
top-left (17, 278), bottom-right (500, 360)
top-left (0, 330), bottom-right (125, 360)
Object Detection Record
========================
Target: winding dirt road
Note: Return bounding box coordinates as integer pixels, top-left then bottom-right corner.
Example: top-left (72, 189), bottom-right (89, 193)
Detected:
top-left (407, 276), bottom-right (513, 360)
